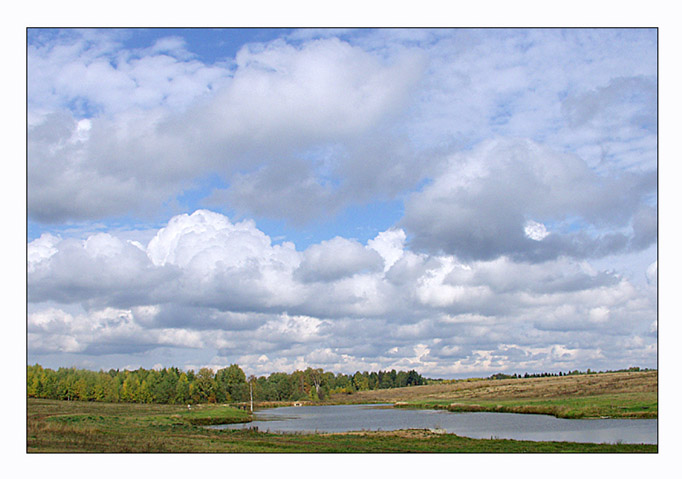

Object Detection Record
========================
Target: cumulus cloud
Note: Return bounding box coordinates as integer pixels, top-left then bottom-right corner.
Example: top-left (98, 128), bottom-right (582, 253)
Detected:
top-left (646, 261), bottom-right (657, 285)
top-left (27, 233), bottom-right (60, 267)
top-left (28, 32), bottom-right (426, 224)
top-left (204, 38), bottom-right (424, 144)
top-left (524, 220), bottom-right (549, 241)
top-left (209, 158), bottom-right (339, 225)
top-left (27, 209), bottom-right (656, 375)
top-left (28, 231), bottom-right (176, 307)
top-left (28, 29), bottom-right (227, 121)
top-left (402, 138), bottom-right (656, 262)
top-left (367, 228), bottom-right (406, 271)
top-left (28, 305), bottom-right (206, 356)
top-left (296, 236), bottom-right (383, 282)
top-left (146, 210), bottom-right (302, 312)
top-left (30, 30), bottom-right (657, 226)
top-left (27, 29), bottom-right (657, 376)
top-left (147, 209), bottom-right (290, 269)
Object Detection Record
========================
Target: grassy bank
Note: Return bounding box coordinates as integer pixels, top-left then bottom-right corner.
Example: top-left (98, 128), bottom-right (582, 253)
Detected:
top-left (332, 370), bottom-right (657, 419)
top-left (27, 398), bottom-right (656, 453)
top-left (405, 392), bottom-right (656, 419)
top-left (182, 404), bottom-right (252, 425)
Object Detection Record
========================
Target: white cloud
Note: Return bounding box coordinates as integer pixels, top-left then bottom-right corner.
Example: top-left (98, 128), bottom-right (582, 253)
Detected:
top-left (28, 32), bottom-right (426, 223)
top-left (28, 29), bottom-right (656, 235)
top-left (296, 236), bottom-right (383, 282)
top-left (156, 328), bottom-right (204, 349)
top-left (27, 233), bottom-right (60, 271)
top-left (147, 209), bottom-right (289, 270)
top-left (415, 256), bottom-right (487, 308)
top-left (27, 209), bottom-right (657, 375)
top-left (646, 260), bottom-right (657, 285)
top-left (368, 228), bottom-right (406, 271)
top-left (399, 29), bottom-right (656, 168)
top-left (26, 29), bottom-right (657, 376)
top-left (257, 314), bottom-right (325, 343)
top-left (28, 30), bottom-right (227, 120)
top-left (28, 307), bottom-right (75, 334)
top-left (402, 138), bottom-right (656, 261)
top-left (589, 306), bottom-right (610, 323)
top-left (524, 220), bottom-right (549, 241)
top-left (218, 38), bottom-right (424, 141)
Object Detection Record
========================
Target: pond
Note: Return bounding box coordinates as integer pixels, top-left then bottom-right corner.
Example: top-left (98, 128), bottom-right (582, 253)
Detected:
top-left (210, 404), bottom-right (657, 444)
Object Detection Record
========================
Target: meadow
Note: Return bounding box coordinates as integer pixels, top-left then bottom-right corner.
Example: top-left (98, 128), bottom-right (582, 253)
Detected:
top-left (333, 370), bottom-right (658, 419)
top-left (27, 370), bottom-right (657, 453)
top-left (27, 398), bottom-right (656, 453)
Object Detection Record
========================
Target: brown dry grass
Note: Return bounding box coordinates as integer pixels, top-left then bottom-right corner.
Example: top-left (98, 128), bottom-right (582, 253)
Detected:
top-left (330, 370), bottom-right (657, 404)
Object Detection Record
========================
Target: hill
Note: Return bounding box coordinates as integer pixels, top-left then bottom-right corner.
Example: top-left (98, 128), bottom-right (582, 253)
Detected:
top-left (328, 370), bottom-right (657, 419)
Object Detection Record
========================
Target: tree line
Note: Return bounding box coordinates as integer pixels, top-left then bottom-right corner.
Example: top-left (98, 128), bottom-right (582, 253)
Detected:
top-left (26, 364), bottom-right (427, 404)
top-left (485, 366), bottom-right (653, 381)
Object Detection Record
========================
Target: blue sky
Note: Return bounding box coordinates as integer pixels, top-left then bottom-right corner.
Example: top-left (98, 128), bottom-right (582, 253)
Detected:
top-left (27, 28), bottom-right (657, 378)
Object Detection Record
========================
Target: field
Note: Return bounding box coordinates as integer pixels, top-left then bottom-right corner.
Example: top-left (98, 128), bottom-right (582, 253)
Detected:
top-left (27, 398), bottom-right (655, 453)
top-left (27, 371), bottom-right (657, 453)
top-left (330, 370), bottom-right (658, 419)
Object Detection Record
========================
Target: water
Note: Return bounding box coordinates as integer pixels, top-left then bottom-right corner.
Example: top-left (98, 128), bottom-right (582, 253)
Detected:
top-left (210, 404), bottom-right (657, 444)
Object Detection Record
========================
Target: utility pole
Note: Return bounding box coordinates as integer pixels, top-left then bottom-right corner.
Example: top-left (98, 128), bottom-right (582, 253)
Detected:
top-left (249, 378), bottom-right (253, 414)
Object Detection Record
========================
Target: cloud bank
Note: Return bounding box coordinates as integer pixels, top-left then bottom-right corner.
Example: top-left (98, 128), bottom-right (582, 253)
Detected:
top-left (29, 29), bottom-right (656, 225)
top-left (28, 210), bottom-right (656, 376)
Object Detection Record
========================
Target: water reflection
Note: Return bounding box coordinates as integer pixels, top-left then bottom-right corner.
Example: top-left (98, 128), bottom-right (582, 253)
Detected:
top-left (210, 404), bottom-right (657, 444)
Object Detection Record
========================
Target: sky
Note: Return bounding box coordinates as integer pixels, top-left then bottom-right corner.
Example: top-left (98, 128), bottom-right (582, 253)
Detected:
top-left (26, 27), bottom-right (658, 378)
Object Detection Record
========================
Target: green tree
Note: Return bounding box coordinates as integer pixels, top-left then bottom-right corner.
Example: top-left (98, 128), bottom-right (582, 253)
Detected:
top-left (290, 370), bottom-right (309, 400)
top-left (92, 372), bottom-right (118, 402)
top-left (216, 364), bottom-right (248, 402)
top-left (304, 368), bottom-right (324, 400)
top-left (56, 369), bottom-right (78, 401)
top-left (142, 369), bottom-right (162, 402)
top-left (27, 364), bottom-right (43, 397)
top-left (121, 373), bottom-right (141, 402)
top-left (406, 370), bottom-right (424, 386)
top-left (74, 375), bottom-right (90, 400)
top-left (175, 372), bottom-right (191, 404)
top-left (379, 371), bottom-right (394, 389)
top-left (268, 372), bottom-right (293, 400)
top-left (39, 368), bottom-right (58, 399)
top-left (352, 371), bottom-right (370, 391)
top-left (368, 371), bottom-right (379, 390)
top-left (138, 379), bottom-right (153, 403)
top-left (331, 373), bottom-right (353, 394)
top-left (194, 368), bottom-right (218, 403)
top-left (396, 371), bottom-right (408, 388)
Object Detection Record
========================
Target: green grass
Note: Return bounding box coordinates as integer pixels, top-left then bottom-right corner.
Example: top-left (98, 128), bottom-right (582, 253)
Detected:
top-left (27, 398), bottom-right (656, 453)
top-left (181, 404), bottom-right (252, 425)
top-left (400, 392), bottom-right (657, 419)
